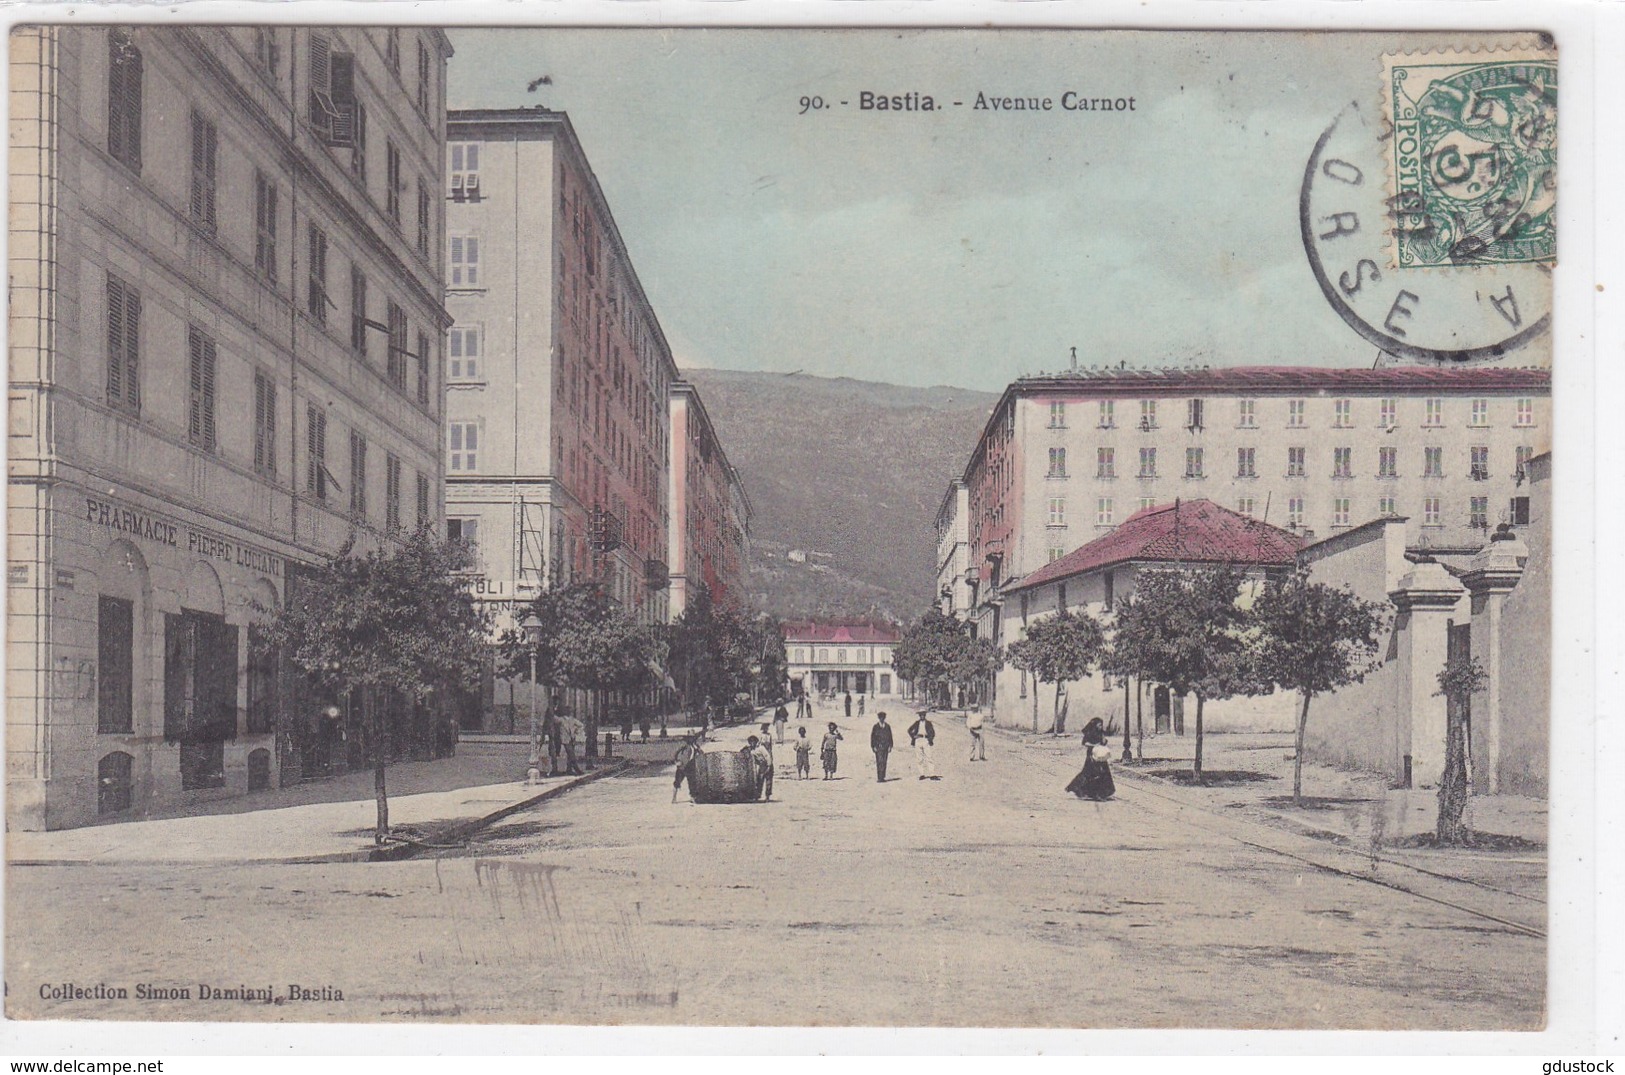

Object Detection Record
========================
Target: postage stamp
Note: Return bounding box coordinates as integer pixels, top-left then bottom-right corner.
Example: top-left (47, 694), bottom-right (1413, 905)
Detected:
top-left (1383, 47), bottom-right (1557, 270)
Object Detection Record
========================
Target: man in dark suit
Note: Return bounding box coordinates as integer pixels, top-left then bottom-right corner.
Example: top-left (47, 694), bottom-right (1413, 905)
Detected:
top-left (870, 712), bottom-right (894, 782)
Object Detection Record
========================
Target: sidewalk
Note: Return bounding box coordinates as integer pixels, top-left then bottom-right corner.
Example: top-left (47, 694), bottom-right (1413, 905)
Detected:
top-left (6, 739), bottom-right (625, 866)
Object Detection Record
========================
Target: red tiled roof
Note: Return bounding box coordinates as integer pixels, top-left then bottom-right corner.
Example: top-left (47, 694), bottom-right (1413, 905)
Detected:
top-left (781, 620), bottom-right (901, 644)
top-left (1008, 499), bottom-right (1301, 593)
top-left (1016, 365), bottom-right (1549, 395)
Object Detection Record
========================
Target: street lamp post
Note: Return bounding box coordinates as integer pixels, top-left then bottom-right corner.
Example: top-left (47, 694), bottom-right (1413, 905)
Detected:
top-left (522, 611), bottom-right (545, 785)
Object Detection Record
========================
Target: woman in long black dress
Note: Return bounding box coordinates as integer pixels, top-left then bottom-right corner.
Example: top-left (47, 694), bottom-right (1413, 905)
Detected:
top-left (1065, 717), bottom-right (1116, 801)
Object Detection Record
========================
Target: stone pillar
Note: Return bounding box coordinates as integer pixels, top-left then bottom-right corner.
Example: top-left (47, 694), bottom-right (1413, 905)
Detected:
top-left (1461, 526), bottom-right (1529, 796)
top-left (1388, 560), bottom-right (1465, 788)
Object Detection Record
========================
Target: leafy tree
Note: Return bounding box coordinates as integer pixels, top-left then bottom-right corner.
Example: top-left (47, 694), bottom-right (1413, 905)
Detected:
top-left (1005, 611), bottom-right (1106, 734)
top-left (257, 528), bottom-right (489, 845)
top-left (1109, 564), bottom-right (1257, 784)
top-left (892, 610), bottom-right (991, 706)
top-left (1434, 653), bottom-right (1488, 845)
top-left (1254, 568), bottom-right (1391, 805)
top-left (499, 581), bottom-right (658, 753)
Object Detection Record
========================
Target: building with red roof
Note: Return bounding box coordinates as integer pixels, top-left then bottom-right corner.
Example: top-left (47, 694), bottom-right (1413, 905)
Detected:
top-left (782, 619), bottom-right (905, 699)
top-left (995, 499), bottom-right (1303, 735)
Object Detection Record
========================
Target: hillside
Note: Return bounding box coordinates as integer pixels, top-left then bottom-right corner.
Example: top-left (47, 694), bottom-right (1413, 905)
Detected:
top-left (681, 368), bottom-right (999, 621)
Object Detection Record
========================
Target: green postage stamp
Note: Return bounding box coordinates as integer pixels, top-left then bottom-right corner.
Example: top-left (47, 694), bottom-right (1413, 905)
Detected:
top-left (1383, 46), bottom-right (1557, 269)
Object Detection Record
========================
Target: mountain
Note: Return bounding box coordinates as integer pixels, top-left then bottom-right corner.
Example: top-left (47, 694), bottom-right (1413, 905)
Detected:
top-left (681, 368), bottom-right (999, 621)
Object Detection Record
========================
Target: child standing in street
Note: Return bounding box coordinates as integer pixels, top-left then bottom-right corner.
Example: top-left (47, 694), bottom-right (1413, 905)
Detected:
top-left (793, 726), bottom-right (813, 779)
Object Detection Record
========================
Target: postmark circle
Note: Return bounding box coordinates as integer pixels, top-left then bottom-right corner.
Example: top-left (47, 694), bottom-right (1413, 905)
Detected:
top-left (1300, 104), bottom-right (1551, 364)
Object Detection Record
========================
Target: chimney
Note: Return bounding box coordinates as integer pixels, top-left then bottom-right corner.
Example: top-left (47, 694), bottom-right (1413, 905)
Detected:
top-left (1069, 346), bottom-right (1078, 371)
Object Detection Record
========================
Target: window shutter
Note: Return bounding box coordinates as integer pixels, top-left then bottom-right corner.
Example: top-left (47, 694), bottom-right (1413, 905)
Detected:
top-left (201, 335), bottom-right (217, 449)
top-left (190, 113), bottom-right (205, 221)
top-left (106, 277), bottom-right (125, 403)
top-left (309, 33), bottom-right (331, 96)
top-left (188, 328), bottom-right (204, 443)
top-left (163, 612), bottom-right (189, 743)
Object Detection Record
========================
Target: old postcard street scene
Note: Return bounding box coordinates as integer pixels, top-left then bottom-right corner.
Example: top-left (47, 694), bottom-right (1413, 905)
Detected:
top-left (6, 27), bottom-right (1553, 1028)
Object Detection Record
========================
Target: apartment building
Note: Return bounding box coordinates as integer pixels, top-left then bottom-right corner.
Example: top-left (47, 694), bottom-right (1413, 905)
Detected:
top-left (669, 381), bottom-right (751, 617)
top-left (7, 25), bottom-right (452, 829)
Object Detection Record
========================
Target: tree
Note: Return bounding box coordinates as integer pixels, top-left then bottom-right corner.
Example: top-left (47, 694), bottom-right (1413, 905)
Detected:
top-left (1434, 653), bottom-right (1488, 845)
top-left (891, 610), bottom-right (989, 707)
top-left (1109, 564), bottom-right (1257, 784)
top-left (500, 581), bottom-right (659, 753)
top-left (1254, 567), bottom-right (1391, 805)
top-left (1005, 611), bottom-right (1105, 734)
top-left (257, 528), bottom-right (489, 845)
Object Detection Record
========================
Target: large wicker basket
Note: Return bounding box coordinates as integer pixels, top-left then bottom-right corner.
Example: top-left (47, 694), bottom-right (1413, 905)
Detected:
top-left (689, 751), bottom-right (760, 804)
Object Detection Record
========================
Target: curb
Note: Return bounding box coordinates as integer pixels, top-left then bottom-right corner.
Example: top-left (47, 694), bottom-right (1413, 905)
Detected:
top-left (365, 758), bottom-right (633, 862)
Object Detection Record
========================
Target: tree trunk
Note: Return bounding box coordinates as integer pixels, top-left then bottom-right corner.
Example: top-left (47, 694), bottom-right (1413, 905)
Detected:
top-left (585, 690), bottom-right (599, 759)
top-left (371, 689), bottom-right (389, 845)
top-left (1031, 672), bottom-right (1039, 733)
top-left (1293, 692), bottom-right (1312, 806)
top-left (1122, 677), bottom-right (1132, 763)
top-left (1437, 692), bottom-right (1471, 845)
top-left (1053, 680), bottom-right (1064, 735)
top-left (1135, 678), bottom-right (1144, 761)
top-left (1193, 693), bottom-right (1205, 785)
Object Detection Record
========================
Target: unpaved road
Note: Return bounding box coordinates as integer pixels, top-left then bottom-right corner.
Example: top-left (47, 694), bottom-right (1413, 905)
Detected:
top-left (6, 714), bottom-right (1543, 1028)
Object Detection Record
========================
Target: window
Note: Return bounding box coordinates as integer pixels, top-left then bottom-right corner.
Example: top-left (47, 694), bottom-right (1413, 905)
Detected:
top-left (253, 28), bottom-right (280, 74)
top-left (1238, 398), bottom-right (1256, 428)
top-left (1515, 445), bottom-right (1535, 479)
top-left (350, 99), bottom-right (367, 181)
top-left (253, 370), bottom-right (276, 476)
top-left (1470, 446), bottom-right (1490, 481)
top-left (349, 265), bottom-right (368, 356)
top-left (1509, 496), bottom-right (1530, 526)
top-left (1047, 497), bottom-right (1066, 527)
top-left (1378, 446), bottom-right (1398, 479)
top-left (1184, 447), bottom-right (1204, 478)
top-left (97, 596), bottom-right (134, 734)
top-left (306, 405), bottom-right (328, 500)
top-left (1288, 399), bottom-right (1305, 427)
top-left (1048, 547), bottom-right (1065, 563)
top-left (416, 39), bottom-right (431, 115)
top-left (1098, 400), bottom-right (1115, 429)
top-left (386, 28), bottom-right (401, 74)
top-left (254, 171), bottom-right (278, 281)
top-left (1097, 447), bottom-right (1115, 479)
top-left (163, 610), bottom-right (236, 790)
top-left (1423, 496), bottom-right (1442, 526)
top-left (416, 179), bottom-right (431, 257)
top-left (1425, 398), bottom-right (1443, 427)
top-left (1237, 447), bottom-right (1256, 478)
top-left (837, 649), bottom-right (847, 664)
top-left (449, 326), bottom-right (480, 380)
top-left (1139, 496), bottom-right (1157, 513)
top-left (107, 29), bottom-right (144, 171)
top-left (1379, 496), bottom-right (1398, 517)
top-left (105, 274), bottom-right (141, 413)
top-left (189, 110), bottom-right (217, 231)
top-left (95, 749), bottom-right (137, 817)
top-left (1057, 584), bottom-right (1067, 612)
top-left (1139, 399), bottom-right (1157, 430)
top-left (1333, 498), bottom-right (1350, 526)
top-left (1047, 446), bottom-right (1067, 478)
top-left (1515, 397), bottom-right (1534, 427)
top-left (447, 517), bottom-right (479, 549)
top-left (1333, 447), bottom-right (1352, 479)
top-left (1103, 570), bottom-right (1115, 611)
top-left (1186, 398), bottom-right (1204, 430)
top-left (416, 330), bottom-right (431, 406)
top-left (1424, 446), bottom-right (1443, 478)
top-left (450, 142), bottom-right (480, 197)
top-left (450, 422), bottom-right (479, 472)
top-left (1470, 398), bottom-right (1489, 426)
top-left (386, 300), bottom-right (407, 388)
top-left (386, 454), bottom-right (402, 532)
top-left (1333, 398), bottom-right (1352, 427)
top-left (307, 225), bottom-right (328, 322)
top-left (1470, 496), bottom-right (1489, 530)
top-left (186, 327), bottom-right (217, 452)
top-left (1380, 398), bottom-right (1397, 429)
top-left (349, 430), bottom-right (368, 518)
top-left (1287, 496), bottom-right (1305, 528)
top-left (416, 473), bottom-right (431, 527)
top-left (386, 140), bottom-right (403, 224)
top-left (1237, 497), bottom-right (1255, 516)
top-left (1138, 446), bottom-right (1157, 478)
top-left (450, 235), bottom-right (480, 287)
top-left (818, 648), bottom-right (828, 663)
top-left (246, 624), bottom-right (277, 736)
top-left (1048, 401), bottom-right (1066, 428)
top-left (1096, 497), bottom-right (1114, 527)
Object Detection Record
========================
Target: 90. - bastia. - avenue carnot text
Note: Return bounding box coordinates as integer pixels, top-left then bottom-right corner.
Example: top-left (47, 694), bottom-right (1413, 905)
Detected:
top-left (850, 91), bottom-right (1138, 112)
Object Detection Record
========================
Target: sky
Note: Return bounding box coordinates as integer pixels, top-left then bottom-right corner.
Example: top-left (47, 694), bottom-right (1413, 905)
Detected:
top-left (446, 29), bottom-right (1538, 392)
